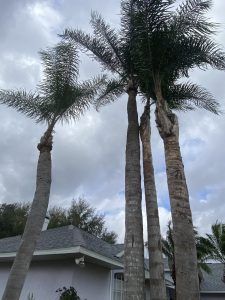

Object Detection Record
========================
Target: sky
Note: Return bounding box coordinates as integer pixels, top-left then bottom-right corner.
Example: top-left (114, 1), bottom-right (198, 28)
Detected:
top-left (0, 0), bottom-right (225, 243)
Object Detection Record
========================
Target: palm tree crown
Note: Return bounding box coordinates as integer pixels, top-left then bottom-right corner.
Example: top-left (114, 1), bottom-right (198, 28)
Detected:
top-left (0, 41), bottom-right (103, 126)
top-left (129, 0), bottom-right (224, 113)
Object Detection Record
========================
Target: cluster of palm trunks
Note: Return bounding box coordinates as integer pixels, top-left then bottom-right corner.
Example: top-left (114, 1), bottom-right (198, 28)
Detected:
top-left (0, 1), bottom-right (224, 300)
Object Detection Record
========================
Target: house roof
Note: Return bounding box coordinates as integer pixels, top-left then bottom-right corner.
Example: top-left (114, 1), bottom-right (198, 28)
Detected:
top-left (0, 226), bottom-right (224, 293)
top-left (0, 225), bottom-right (123, 263)
top-left (201, 263), bottom-right (225, 293)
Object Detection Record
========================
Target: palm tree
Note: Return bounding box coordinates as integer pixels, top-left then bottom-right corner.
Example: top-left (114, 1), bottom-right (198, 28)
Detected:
top-left (0, 41), bottom-right (103, 300)
top-left (140, 98), bottom-right (167, 300)
top-left (162, 222), bottom-right (212, 289)
top-left (198, 222), bottom-right (225, 283)
top-left (63, 1), bottom-right (225, 299)
top-left (63, 6), bottom-right (150, 299)
top-left (130, 1), bottom-right (225, 298)
top-left (139, 80), bottom-right (218, 300)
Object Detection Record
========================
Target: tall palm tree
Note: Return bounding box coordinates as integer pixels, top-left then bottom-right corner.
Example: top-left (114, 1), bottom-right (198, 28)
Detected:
top-left (139, 80), bottom-right (218, 300)
top-left (0, 41), bottom-right (103, 300)
top-left (198, 222), bottom-right (225, 283)
top-left (63, 1), bottom-right (225, 299)
top-left (140, 98), bottom-right (167, 300)
top-left (63, 7), bottom-right (149, 299)
top-left (162, 222), bottom-right (212, 291)
top-left (130, 1), bottom-right (225, 298)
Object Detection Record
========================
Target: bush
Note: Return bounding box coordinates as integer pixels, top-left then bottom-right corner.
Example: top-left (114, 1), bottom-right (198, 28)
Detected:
top-left (56, 286), bottom-right (80, 300)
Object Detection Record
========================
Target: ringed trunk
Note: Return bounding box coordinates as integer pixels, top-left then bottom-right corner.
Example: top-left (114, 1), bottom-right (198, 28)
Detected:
top-left (155, 83), bottom-right (199, 300)
top-left (124, 79), bottom-right (145, 300)
top-left (140, 100), bottom-right (167, 300)
top-left (2, 127), bottom-right (53, 300)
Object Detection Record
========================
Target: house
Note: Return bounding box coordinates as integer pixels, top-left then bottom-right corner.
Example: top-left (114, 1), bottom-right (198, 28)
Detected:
top-left (0, 225), bottom-right (224, 300)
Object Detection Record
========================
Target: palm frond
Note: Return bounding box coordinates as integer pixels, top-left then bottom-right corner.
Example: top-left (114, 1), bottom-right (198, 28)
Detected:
top-left (0, 90), bottom-right (52, 122)
top-left (126, 0), bottom-right (174, 32)
top-left (198, 262), bottom-right (212, 275)
top-left (172, 0), bottom-right (217, 36)
top-left (39, 41), bottom-right (79, 95)
top-left (0, 41), bottom-right (103, 124)
top-left (90, 12), bottom-right (124, 71)
top-left (56, 75), bottom-right (107, 123)
top-left (63, 28), bottom-right (122, 75)
top-left (165, 82), bottom-right (220, 114)
top-left (198, 223), bottom-right (225, 264)
top-left (94, 78), bottom-right (125, 110)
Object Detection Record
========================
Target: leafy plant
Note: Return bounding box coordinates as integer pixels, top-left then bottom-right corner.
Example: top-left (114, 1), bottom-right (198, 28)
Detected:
top-left (56, 287), bottom-right (80, 300)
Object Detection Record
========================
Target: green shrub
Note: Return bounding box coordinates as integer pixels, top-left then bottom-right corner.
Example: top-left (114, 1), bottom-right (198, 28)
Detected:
top-left (56, 286), bottom-right (80, 300)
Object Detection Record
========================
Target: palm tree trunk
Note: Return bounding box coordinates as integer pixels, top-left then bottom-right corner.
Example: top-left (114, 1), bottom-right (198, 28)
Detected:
top-left (124, 79), bottom-right (145, 300)
top-left (223, 263), bottom-right (225, 283)
top-left (140, 99), bottom-right (167, 300)
top-left (2, 125), bottom-right (54, 300)
top-left (155, 83), bottom-right (199, 300)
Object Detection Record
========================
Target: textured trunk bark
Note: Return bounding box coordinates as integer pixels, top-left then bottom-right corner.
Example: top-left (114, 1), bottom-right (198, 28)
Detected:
top-left (140, 100), bottom-right (167, 300)
top-left (223, 263), bottom-right (225, 283)
top-left (2, 125), bottom-right (53, 300)
top-left (155, 83), bottom-right (199, 300)
top-left (124, 79), bottom-right (145, 300)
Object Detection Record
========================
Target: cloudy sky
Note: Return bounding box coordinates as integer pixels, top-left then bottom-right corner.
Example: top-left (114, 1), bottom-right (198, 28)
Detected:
top-left (0, 0), bottom-right (225, 242)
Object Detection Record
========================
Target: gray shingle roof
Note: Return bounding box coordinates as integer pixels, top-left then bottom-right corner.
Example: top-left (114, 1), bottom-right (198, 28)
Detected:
top-left (1, 227), bottom-right (225, 293)
top-left (0, 226), bottom-right (122, 262)
top-left (201, 263), bottom-right (225, 292)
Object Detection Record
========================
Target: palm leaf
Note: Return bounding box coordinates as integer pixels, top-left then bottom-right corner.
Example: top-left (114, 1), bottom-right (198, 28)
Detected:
top-left (172, 0), bottom-right (217, 36)
top-left (165, 82), bottom-right (220, 114)
top-left (63, 29), bottom-right (122, 75)
top-left (0, 90), bottom-right (51, 122)
top-left (0, 41), bottom-right (103, 124)
top-left (90, 12), bottom-right (124, 71)
top-left (94, 78), bottom-right (125, 110)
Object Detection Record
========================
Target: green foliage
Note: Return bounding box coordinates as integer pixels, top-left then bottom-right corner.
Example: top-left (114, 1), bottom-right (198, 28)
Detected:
top-left (198, 222), bottom-right (225, 264)
top-left (0, 199), bottom-right (117, 244)
top-left (63, 9), bottom-right (133, 108)
top-left (0, 41), bottom-right (105, 124)
top-left (56, 287), bottom-right (80, 300)
top-left (165, 82), bottom-right (220, 114)
top-left (162, 222), bottom-right (212, 285)
top-left (130, 0), bottom-right (225, 110)
top-left (63, 0), bottom-right (223, 114)
top-left (0, 203), bottom-right (30, 239)
top-left (196, 222), bottom-right (225, 282)
top-left (48, 198), bottom-right (117, 244)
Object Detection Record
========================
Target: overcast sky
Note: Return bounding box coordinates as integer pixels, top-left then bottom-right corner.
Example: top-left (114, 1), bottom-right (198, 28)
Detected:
top-left (0, 0), bottom-right (225, 242)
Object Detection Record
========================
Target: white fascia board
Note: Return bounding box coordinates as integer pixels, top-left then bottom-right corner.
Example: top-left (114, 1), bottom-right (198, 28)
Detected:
top-left (78, 246), bottom-right (123, 268)
top-left (0, 246), bottom-right (80, 258)
top-left (0, 246), bottom-right (123, 268)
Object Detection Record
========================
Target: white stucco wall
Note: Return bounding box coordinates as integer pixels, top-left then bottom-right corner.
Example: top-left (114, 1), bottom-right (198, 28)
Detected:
top-left (72, 262), bottom-right (111, 300)
top-left (0, 259), bottom-right (112, 300)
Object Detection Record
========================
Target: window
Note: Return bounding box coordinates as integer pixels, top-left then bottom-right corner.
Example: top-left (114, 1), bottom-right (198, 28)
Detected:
top-left (112, 272), bottom-right (124, 300)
